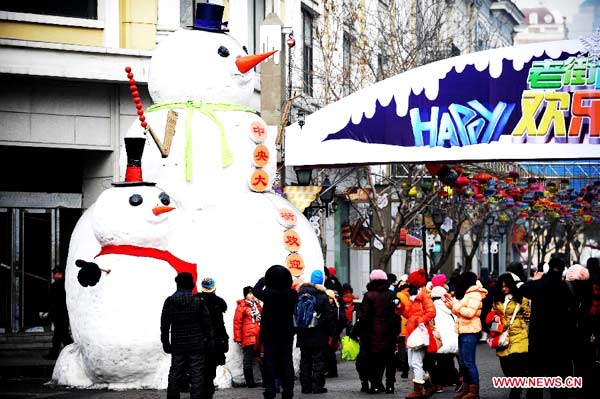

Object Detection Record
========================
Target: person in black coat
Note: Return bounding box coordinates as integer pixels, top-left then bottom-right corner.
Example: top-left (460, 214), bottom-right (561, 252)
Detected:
top-left (357, 269), bottom-right (399, 394)
top-left (520, 255), bottom-right (576, 399)
top-left (324, 289), bottom-right (347, 379)
top-left (43, 267), bottom-right (73, 360)
top-left (296, 270), bottom-right (336, 394)
top-left (253, 265), bottom-right (298, 399)
top-left (161, 272), bottom-right (213, 399)
top-left (197, 277), bottom-right (229, 399)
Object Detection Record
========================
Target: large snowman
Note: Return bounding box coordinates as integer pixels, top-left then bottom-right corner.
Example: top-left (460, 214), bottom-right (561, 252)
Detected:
top-left (53, 2), bottom-right (324, 389)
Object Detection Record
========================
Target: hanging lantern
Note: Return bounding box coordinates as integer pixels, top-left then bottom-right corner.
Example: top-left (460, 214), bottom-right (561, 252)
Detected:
top-left (420, 179), bottom-right (433, 192)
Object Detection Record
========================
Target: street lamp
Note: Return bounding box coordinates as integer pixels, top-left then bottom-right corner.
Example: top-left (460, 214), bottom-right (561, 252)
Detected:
top-left (294, 167), bottom-right (312, 185)
top-left (486, 215), bottom-right (495, 275)
top-left (295, 172), bottom-right (337, 217)
top-left (297, 109), bottom-right (305, 128)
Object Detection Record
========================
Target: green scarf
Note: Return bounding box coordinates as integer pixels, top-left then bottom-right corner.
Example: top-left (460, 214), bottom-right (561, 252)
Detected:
top-left (146, 100), bottom-right (258, 182)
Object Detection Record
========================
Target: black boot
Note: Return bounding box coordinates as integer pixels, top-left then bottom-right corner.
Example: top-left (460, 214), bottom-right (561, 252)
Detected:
top-left (244, 368), bottom-right (257, 388)
top-left (369, 381), bottom-right (385, 394)
top-left (361, 381), bottom-right (370, 393)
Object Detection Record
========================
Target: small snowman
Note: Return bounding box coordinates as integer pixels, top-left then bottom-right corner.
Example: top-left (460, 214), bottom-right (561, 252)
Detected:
top-left (53, 137), bottom-right (195, 389)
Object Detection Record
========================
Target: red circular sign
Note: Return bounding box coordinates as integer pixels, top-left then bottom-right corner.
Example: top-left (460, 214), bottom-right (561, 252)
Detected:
top-left (249, 121), bottom-right (267, 143)
top-left (252, 144), bottom-right (270, 167)
top-left (286, 253), bottom-right (305, 277)
top-left (283, 229), bottom-right (302, 252)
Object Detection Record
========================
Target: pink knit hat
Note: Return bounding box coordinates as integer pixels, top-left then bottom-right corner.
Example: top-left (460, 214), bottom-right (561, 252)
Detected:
top-left (370, 269), bottom-right (388, 281)
top-left (566, 264), bottom-right (590, 281)
top-left (431, 274), bottom-right (447, 288)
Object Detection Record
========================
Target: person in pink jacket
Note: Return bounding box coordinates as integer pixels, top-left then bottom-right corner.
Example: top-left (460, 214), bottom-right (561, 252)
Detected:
top-left (443, 272), bottom-right (487, 399)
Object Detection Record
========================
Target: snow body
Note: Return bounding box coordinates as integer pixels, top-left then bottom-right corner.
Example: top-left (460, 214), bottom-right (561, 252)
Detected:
top-left (54, 185), bottom-right (186, 388)
top-left (54, 28), bottom-right (323, 389)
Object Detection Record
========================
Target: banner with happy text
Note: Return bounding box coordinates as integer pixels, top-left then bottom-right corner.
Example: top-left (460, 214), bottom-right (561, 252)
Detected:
top-left (285, 36), bottom-right (600, 166)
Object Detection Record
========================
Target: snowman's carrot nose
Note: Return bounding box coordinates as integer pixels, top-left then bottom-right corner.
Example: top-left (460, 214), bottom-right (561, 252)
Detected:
top-left (236, 50), bottom-right (278, 74)
top-left (153, 205), bottom-right (175, 216)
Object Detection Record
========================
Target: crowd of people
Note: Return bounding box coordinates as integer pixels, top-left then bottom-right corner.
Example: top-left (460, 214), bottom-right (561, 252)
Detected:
top-left (344, 255), bottom-right (600, 399)
top-left (47, 255), bottom-right (599, 399)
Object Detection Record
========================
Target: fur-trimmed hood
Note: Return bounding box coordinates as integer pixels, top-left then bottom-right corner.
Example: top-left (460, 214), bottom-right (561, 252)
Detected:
top-left (297, 281), bottom-right (327, 293)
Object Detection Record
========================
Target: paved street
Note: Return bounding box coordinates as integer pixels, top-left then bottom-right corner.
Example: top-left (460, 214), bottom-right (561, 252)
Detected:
top-left (0, 343), bottom-right (516, 399)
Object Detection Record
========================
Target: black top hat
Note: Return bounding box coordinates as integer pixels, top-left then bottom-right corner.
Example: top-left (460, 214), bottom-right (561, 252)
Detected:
top-left (113, 137), bottom-right (155, 187)
top-left (192, 2), bottom-right (229, 32)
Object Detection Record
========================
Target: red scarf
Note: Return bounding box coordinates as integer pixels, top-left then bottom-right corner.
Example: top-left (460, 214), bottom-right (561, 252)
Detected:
top-left (96, 245), bottom-right (198, 293)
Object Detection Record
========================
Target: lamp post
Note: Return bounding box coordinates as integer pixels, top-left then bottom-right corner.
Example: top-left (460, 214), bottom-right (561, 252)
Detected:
top-left (430, 209), bottom-right (444, 275)
top-left (497, 222), bottom-right (506, 275)
top-left (421, 212), bottom-right (428, 277)
top-left (486, 215), bottom-right (495, 274)
top-left (318, 176), bottom-right (335, 217)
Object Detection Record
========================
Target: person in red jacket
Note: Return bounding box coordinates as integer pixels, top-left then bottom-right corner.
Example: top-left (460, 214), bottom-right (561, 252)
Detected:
top-left (399, 268), bottom-right (436, 398)
top-left (234, 286), bottom-right (263, 388)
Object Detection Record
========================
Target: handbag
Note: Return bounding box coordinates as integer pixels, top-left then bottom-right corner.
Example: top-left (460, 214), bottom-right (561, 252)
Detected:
top-left (426, 321), bottom-right (443, 353)
top-left (407, 323), bottom-right (430, 350)
top-left (487, 302), bottom-right (520, 350)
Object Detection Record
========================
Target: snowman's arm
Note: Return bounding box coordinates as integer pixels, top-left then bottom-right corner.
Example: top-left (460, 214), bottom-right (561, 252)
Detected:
top-left (74, 259), bottom-right (106, 287)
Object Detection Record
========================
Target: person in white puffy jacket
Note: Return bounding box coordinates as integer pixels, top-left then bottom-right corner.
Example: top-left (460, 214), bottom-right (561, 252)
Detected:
top-left (426, 285), bottom-right (459, 393)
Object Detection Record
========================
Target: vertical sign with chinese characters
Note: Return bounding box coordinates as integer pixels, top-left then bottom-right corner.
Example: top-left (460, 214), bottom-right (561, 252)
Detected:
top-left (249, 121), bottom-right (271, 192)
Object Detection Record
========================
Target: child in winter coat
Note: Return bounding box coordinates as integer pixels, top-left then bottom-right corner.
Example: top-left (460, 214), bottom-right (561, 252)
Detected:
top-left (233, 286), bottom-right (263, 388)
top-left (443, 271), bottom-right (487, 399)
top-left (342, 283), bottom-right (358, 326)
top-left (398, 268), bottom-right (436, 399)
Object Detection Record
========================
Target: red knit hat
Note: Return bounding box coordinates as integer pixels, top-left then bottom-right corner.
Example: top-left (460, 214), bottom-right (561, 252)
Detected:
top-left (407, 268), bottom-right (427, 288)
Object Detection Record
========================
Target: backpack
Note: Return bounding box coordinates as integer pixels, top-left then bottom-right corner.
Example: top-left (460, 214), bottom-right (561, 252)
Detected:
top-left (294, 292), bottom-right (319, 329)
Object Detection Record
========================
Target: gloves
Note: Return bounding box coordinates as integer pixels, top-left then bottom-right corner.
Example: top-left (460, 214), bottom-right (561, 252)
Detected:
top-left (75, 259), bottom-right (102, 287)
top-left (162, 343), bottom-right (171, 354)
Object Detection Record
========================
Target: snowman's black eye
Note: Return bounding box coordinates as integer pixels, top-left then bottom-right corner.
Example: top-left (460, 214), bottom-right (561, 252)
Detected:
top-left (242, 45), bottom-right (248, 54)
top-left (218, 46), bottom-right (230, 57)
top-left (159, 192), bottom-right (170, 206)
top-left (129, 194), bottom-right (143, 206)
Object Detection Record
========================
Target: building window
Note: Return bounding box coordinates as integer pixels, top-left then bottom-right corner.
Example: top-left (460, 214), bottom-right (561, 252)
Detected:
top-left (529, 12), bottom-right (538, 25)
top-left (0, 0), bottom-right (98, 19)
top-left (302, 8), bottom-right (313, 96)
top-left (248, 0), bottom-right (266, 55)
top-left (343, 32), bottom-right (351, 96)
